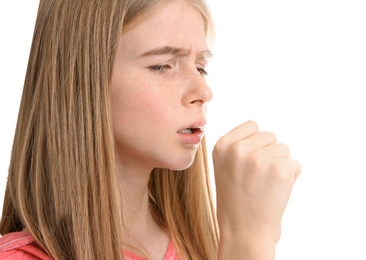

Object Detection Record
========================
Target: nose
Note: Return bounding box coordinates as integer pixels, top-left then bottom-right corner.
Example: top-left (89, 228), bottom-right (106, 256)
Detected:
top-left (183, 72), bottom-right (213, 106)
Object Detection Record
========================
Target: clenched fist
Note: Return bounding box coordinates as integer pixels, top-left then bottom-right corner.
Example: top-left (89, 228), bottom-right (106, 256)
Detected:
top-left (213, 121), bottom-right (301, 259)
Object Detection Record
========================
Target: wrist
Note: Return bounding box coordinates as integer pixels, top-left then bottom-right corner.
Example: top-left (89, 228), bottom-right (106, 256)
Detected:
top-left (217, 227), bottom-right (277, 260)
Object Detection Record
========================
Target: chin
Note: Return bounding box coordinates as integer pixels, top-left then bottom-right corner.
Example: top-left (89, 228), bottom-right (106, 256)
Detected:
top-left (167, 156), bottom-right (196, 171)
top-left (170, 165), bottom-right (192, 171)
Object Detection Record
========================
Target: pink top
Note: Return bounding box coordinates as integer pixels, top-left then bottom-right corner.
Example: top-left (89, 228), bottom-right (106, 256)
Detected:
top-left (123, 240), bottom-right (178, 260)
top-left (0, 231), bottom-right (178, 260)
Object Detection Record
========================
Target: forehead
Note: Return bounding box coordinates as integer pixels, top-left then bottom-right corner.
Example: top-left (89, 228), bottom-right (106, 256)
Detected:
top-left (118, 1), bottom-right (208, 58)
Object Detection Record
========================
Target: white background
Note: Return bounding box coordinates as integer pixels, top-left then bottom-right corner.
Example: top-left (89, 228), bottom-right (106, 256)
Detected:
top-left (1, 1), bottom-right (365, 259)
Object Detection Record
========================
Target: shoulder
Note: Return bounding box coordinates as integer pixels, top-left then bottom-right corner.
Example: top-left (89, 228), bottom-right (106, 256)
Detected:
top-left (0, 231), bottom-right (51, 260)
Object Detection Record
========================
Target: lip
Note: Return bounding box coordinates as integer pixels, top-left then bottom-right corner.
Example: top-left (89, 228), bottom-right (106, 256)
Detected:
top-left (177, 121), bottom-right (206, 132)
top-left (177, 121), bottom-right (206, 145)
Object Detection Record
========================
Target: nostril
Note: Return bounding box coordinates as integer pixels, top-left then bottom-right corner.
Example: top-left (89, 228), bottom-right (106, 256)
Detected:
top-left (190, 99), bottom-right (204, 105)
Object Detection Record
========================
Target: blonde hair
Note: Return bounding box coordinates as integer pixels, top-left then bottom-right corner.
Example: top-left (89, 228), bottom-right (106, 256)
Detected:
top-left (0, 0), bottom-right (218, 259)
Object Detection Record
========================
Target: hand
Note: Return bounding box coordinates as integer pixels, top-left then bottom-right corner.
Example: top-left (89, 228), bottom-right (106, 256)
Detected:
top-left (213, 121), bottom-right (301, 259)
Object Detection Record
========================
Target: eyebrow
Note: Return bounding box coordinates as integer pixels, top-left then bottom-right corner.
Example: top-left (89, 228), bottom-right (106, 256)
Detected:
top-left (138, 46), bottom-right (213, 60)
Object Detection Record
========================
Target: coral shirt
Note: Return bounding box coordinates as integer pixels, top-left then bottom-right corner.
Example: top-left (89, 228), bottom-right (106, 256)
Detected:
top-left (0, 231), bottom-right (178, 259)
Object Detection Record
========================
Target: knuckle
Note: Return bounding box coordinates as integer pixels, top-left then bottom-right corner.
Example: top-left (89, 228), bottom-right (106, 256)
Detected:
top-left (270, 159), bottom-right (297, 183)
top-left (278, 143), bottom-right (290, 156)
top-left (263, 131), bottom-right (277, 143)
top-left (292, 159), bottom-right (302, 178)
top-left (213, 135), bottom-right (228, 156)
top-left (231, 141), bottom-right (245, 157)
top-left (247, 149), bottom-right (266, 172)
top-left (247, 120), bottom-right (259, 133)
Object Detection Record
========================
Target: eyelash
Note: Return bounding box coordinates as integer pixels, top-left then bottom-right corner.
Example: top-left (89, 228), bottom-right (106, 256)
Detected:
top-left (149, 64), bottom-right (171, 72)
top-left (197, 67), bottom-right (208, 76)
top-left (149, 65), bottom-right (208, 76)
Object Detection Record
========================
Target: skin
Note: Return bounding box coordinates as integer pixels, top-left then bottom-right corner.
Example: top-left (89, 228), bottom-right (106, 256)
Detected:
top-left (111, 1), bottom-right (301, 259)
top-left (213, 121), bottom-right (301, 259)
top-left (111, 1), bottom-right (212, 259)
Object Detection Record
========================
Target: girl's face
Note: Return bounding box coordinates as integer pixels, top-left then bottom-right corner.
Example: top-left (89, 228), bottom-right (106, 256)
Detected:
top-left (111, 1), bottom-right (212, 172)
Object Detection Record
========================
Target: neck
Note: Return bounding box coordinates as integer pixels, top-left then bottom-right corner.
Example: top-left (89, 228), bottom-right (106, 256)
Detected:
top-left (117, 158), bottom-right (153, 236)
top-left (116, 158), bottom-right (170, 259)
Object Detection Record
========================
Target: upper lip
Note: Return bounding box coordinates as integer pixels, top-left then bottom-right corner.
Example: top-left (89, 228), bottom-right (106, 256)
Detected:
top-left (178, 121), bottom-right (206, 132)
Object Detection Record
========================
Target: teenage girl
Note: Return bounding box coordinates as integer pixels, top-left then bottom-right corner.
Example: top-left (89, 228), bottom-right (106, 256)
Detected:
top-left (0, 0), bottom-right (301, 259)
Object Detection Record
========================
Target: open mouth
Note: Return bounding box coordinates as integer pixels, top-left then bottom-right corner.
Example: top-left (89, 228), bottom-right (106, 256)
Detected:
top-left (178, 128), bottom-right (202, 134)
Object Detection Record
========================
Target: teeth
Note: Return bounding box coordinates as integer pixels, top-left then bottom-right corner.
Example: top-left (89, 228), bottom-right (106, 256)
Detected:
top-left (179, 128), bottom-right (193, 134)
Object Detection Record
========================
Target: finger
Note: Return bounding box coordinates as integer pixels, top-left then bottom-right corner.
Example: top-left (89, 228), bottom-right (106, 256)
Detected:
top-left (260, 143), bottom-right (290, 158)
top-left (223, 120), bottom-right (259, 144)
top-left (244, 131), bottom-right (277, 148)
top-left (277, 158), bottom-right (302, 183)
top-left (291, 159), bottom-right (302, 181)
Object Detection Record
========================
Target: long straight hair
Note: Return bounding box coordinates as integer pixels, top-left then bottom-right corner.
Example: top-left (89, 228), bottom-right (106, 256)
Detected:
top-left (0, 0), bottom-right (218, 259)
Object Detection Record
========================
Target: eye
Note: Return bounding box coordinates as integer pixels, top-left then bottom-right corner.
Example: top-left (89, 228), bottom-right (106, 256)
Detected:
top-left (149, 64), bottom-right (171, 73)
top-left (197, 67), bottom-right (208, 76)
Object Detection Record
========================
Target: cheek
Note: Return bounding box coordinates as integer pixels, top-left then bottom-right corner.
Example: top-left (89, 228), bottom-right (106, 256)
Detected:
top-left (111, 79), bottom-right (162, 128)
top-left (110, 71), bottom-right (180, 131)
top-left (112, 90), bottom-right (151, 124)
top-left (112, 73), bottom-right (149, 110)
